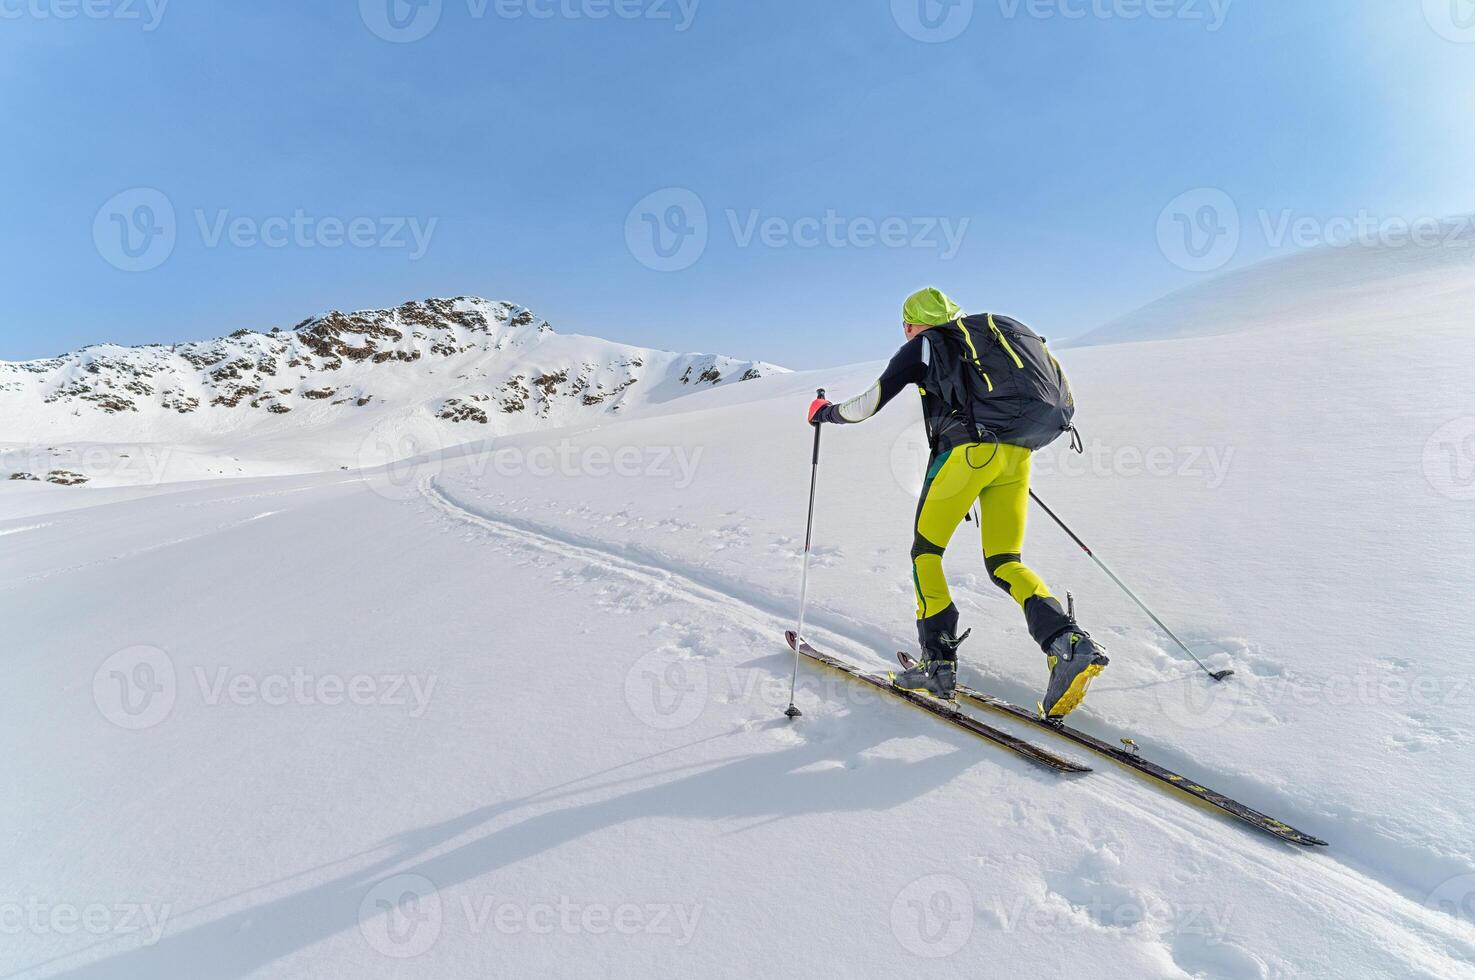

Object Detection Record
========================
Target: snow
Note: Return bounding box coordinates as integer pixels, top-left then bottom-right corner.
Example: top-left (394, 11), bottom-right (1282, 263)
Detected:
top-left (0, 296), bottom-right (782, 487)
top-left (1069, 222), bottom-right (1475, 347)
top-left (4, 244), bottom-right (1475, 977)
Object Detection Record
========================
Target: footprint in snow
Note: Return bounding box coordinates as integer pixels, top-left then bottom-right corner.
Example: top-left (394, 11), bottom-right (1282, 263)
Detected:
top-left (1170, 931), bottom-right (1268, 980)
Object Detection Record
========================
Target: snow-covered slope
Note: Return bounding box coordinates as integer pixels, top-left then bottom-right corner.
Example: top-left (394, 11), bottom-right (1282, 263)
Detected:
top-left (1070, 221), bottom-right (1475, 347)
top-left (0, 297), bottom-right (781, 486)
top-left (4, 246), bottom-right (1475, 978)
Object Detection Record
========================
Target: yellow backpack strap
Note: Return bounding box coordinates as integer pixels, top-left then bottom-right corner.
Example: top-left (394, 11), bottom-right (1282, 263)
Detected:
top-left (954, 318), bottom-right (993, 392)
top-left (987, 313), bottom-right (1025, 369)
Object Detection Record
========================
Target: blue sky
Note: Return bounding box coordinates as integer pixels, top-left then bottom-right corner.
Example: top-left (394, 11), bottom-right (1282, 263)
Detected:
top-left (1, 0), bottom-right (1471, 366)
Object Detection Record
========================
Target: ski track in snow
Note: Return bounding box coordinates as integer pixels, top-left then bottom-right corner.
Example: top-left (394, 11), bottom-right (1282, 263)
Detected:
top-left (418, 475), bottom-right (1475, 976)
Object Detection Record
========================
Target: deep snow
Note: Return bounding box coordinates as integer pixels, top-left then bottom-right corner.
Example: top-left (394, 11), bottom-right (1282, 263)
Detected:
top-left (5, 245), bottom-right (1475, 978)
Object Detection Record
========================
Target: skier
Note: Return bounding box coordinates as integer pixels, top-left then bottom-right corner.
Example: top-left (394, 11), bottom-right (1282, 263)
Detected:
top-left (806, 288), bottom-right (1108, 721)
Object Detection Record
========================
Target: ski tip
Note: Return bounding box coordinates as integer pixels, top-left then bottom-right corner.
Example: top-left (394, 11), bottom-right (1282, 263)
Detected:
top-left (783, 630), bottom-right (798, 650)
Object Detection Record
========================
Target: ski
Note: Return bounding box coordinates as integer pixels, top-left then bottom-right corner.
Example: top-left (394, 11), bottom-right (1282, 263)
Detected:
top-left (784, 632), bottom-right (1090, 775)
top-left (897, 652), bottom-right (1328, 847)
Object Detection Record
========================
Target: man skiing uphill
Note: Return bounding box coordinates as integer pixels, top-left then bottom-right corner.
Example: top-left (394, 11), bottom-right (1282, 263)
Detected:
top-left (806, 288), bottom-right (1109, 721)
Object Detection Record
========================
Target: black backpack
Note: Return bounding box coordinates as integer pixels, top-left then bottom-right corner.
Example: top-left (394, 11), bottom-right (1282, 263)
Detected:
top-left (923, 314), bottom-right (1077, 452)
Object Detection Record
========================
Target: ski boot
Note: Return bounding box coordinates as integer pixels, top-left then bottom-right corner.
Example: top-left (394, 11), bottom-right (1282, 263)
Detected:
top-left (1039, 626), bottom-right (1109, 722)
top-left (890, 629), bottom-right (970, 701)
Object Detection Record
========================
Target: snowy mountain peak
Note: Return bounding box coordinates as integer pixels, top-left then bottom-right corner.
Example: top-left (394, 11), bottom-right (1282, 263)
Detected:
top-left (0, 296), bottom-right (785, 485)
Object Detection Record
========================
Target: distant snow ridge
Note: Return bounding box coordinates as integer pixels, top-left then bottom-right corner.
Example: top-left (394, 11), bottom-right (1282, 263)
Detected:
top-left (0, 297), bottom-right (784, 486)
top-left (1069, 223), bottom-right (1475, 348)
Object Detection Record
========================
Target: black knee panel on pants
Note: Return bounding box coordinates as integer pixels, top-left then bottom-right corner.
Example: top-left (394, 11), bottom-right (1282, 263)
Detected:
top-left (911, 532), bottom-right (946, 562)
top-left (985, 551), bottom-right (1022, 593)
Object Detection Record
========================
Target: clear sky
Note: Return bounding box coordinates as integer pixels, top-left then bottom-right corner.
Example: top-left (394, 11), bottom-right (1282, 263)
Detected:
top-left (1, 1), bottom-right (1471, 366)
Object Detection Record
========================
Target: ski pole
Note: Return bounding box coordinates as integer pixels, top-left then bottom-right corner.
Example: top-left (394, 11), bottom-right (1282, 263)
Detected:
top-left (1029, 490), bottom-right (1234, 682)
top-left (785, 388), bottom-right (826, 720)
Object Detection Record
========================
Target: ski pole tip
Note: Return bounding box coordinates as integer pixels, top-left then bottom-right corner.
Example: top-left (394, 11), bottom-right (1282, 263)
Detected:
top-left (1210, 669), bottom-right (1235, 682)
top-left (784, 704), bottom-right (803, 719)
